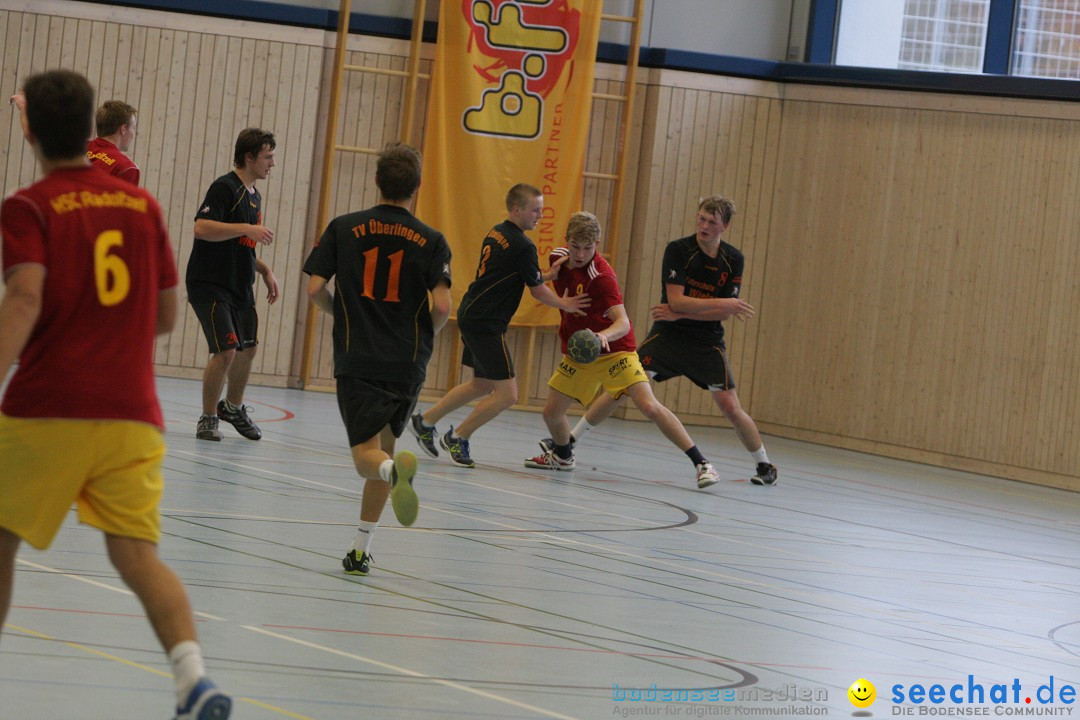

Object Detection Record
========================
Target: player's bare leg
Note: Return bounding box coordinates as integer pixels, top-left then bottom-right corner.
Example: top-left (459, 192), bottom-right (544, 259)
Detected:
top-left (624, 382), bottom-right (694, 450)
top-left (201, 349), bottom-right (235, 415)
top-left (626, 382), bottom-right (719, 488)
top-left (224, 345), bottom-right (257, 407)
top-left (711, 388), bottom-right (762, 451)
top-left (106, 535), bottom-right (196, 651)
top-left (712, 388), bottom-right (777, 486)
top-left (526, 390), bottom-right (576, 470)
top-left (541, 390), bottom-right (576, 446)
top-left (454, 378), bottom-right (517, 438)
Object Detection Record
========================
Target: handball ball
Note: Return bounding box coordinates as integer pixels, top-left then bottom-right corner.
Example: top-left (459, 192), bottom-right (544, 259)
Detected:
top-left (567, 329), bottom-right (601, 364)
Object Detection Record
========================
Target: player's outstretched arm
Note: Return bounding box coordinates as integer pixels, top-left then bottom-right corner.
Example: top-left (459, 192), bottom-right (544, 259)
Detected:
top-left (528, 283), bottom-right (590, 316)
top-left (0, 264), bottom-right (44, 371)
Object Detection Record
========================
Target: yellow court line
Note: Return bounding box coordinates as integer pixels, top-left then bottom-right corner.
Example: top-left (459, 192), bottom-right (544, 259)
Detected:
top-left (244, 625), bottom-right (583, 720)
top-left (7, 623), bottom-right (171, 678)
top-left (239, 697), bottom-right (317, 719)
top-left (5, 623), bottom-right (315, 719)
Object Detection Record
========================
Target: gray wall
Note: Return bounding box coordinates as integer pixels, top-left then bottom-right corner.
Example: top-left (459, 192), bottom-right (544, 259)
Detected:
top-left (260, 0), bottom-right (811, 61)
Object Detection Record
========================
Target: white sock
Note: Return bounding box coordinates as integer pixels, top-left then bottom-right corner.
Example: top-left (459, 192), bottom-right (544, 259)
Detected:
top-left (571, 417), bottom-right (593, 441)
top-left (168, 640), bottom-right (205, 705)
top-left (378, 458), bottom-right (394, 482)
top-left (351, 520), bottom-right (379, 554)
top-left (752, 446), bottom-right (770, 465)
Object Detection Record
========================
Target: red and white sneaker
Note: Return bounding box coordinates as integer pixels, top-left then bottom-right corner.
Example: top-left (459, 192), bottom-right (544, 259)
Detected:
top-left (524, 449), bottom-right (575, 471)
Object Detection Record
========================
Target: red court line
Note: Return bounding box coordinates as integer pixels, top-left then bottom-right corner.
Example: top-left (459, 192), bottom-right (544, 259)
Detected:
top-left (248, 400), bottom-right (295, 423)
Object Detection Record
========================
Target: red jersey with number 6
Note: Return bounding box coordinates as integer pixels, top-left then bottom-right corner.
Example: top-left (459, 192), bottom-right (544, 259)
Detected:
top-left (0, 166), bottom-right (177, 428)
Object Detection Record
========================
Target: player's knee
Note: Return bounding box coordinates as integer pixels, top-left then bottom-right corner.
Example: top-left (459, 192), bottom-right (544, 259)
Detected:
top-left (213, 348), bottom-right (237, 367)
top-left (499, 382), bottom-right (519, 407)
top-left (635, 397), bottom-right (663, 420)
top-left (712, 390), bottom-right (740, 417)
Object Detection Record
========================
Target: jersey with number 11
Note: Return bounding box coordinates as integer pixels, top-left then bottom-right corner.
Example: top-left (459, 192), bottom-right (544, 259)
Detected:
top-left (0, 166), bottom-right (177, 428)
top-left (303, 203), bottom-right (452, 384)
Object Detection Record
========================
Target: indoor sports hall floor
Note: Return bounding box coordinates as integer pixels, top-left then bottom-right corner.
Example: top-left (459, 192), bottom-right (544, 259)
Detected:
top-left (2, 376), bottom-right (1078, 719)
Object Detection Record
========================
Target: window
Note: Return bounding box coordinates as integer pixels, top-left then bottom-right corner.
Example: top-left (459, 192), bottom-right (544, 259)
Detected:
top-left (899, 0), bottom-right (990, 71)
top-left (835, 0), bottom-right (990, 73)
top-left (1012, 0), bottom-right (1080, 78)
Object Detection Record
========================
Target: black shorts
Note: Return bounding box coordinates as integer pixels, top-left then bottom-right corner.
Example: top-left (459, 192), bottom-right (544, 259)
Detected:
top-left (637, 325), bottom-right (736, 391)
top-left (335, 376), bottom-right (422, 446)
top-left (459, 327), bottom-right (514, 381)
top-left (190, 301), bottom-right (258, 353)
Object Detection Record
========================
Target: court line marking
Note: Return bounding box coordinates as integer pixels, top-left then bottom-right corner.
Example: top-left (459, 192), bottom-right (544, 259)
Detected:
top-left (15, 558), bottom-right (225, 621)
top-left (4, 622), bottom-right (315, 719)
top-left (243, 625), bottom-right (582, 720)
top-left (165, 449), bottom-right (1077, 661)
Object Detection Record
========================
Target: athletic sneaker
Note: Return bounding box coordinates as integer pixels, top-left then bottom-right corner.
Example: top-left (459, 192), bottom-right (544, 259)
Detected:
top-left (524, 449), bottom-right (575, 471)
top-left (389, 450), bottom-right (419, 526)
top-left (751, 462), bottom-right (778, 486)
top-left (342, 549), bottom-right (372, 576)
top-left (174, 677), bottom-right (231, 720)
top-left (195, 415), bottom-right (223, 441)
top-left (696, 462), bottom-right (720, 489)
top-left (408, 413), bottom-right (439, 458)
top-left (538, 434), bottom-right (576, 454)
top-left (217, 400), bottom-right (261, 440)
top-left (439, 428), bottom-right (475, 468)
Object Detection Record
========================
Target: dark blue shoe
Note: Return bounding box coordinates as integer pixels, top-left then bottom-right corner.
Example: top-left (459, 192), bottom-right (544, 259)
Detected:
top-left (175, 677), bottom-right (231, 719)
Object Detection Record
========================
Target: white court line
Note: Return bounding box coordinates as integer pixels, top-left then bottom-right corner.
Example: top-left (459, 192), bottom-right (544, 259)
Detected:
top-left (243, 625), bottom-right (582, 720)
top-left (163, 451), bottom-right (1047, 648)
top-left (17, 557), bottom-right (227, 622)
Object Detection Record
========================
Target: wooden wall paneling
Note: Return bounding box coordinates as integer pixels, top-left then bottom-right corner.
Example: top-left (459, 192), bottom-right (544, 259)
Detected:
top-left (1039, 121), bottom-right (1080, 477)
top-left (279, 43), bottom-right (319, 382)
top-left (1020, 116), bottom-right (1063, 472)
top-left (738, 95), bottom-right (780, 415)
top-left (288, 46), bottom-right (331, 384)
top-left (256, 39), bottom-right (291, 379)
top-left (44, 15), bottom-right (63, 69)
top-left (110, 22), bottom-right (132, 101)
top-left (1034, 117), bottom-right (1072, 473)
top-left (753, 100), bottom-right (824, 431)
top-left (971, 114), bottom-right (1018, 461)
top-left (908, 108), bottom-right (958, 453)
top-left (86, 20), bottom-right (107, 98)
top-left (67, 18), bottom-right (87, 71)
top-left (171, 31), bottom-right (215, 372)
top-left (162, 30), bottom-right (200, 369)
top-left (0, 12), bottom-right (27, 194)
top-left (145, 26), bottom-right (174, 366)
top-left (1008, 118), bottom-right (1046, 470)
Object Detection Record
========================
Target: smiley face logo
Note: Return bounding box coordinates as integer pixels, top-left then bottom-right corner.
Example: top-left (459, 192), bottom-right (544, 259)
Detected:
top-left (848, 678), bottom-right (876, 708)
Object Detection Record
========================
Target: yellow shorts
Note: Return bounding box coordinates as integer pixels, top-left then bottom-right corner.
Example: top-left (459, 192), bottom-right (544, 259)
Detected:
top-left (547, 350), bottom-right (649, 406)
top-left (0, 416), bottom-right (164, 549)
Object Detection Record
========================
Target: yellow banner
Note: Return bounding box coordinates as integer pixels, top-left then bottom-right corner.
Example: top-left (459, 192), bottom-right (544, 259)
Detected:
top-left (416, 0), bottom-right (602, 326)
